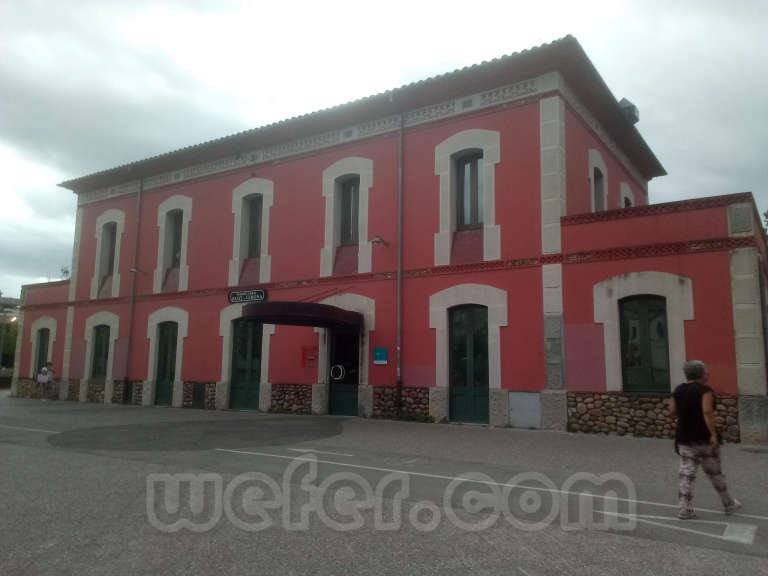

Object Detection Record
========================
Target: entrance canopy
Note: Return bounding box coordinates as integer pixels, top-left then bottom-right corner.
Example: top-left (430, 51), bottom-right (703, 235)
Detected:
top-left (242, 301), bottom-right (363, 330)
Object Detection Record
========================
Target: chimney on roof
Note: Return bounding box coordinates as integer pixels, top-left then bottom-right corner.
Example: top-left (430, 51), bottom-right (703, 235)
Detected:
top-left (618, 98), bottom-right (639, 125)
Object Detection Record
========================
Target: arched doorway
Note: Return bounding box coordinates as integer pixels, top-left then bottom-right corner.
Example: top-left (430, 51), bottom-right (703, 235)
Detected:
top-left (449, 305), bottom-right (489, 423)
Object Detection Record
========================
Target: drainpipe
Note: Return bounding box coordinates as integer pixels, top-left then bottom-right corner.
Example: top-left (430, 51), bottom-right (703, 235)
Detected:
top-left (125, 175), bottom-right (144, 397)
top-left (396, 106), bottom-right (404, 417)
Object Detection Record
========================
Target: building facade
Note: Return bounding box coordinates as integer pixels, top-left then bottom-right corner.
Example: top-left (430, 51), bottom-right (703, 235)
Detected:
top-left (12, 37), bottom-right (768, 443)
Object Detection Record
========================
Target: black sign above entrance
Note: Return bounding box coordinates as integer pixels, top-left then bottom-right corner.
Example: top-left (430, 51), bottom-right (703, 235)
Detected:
top-left (228, 288), bottom-right (267, 304)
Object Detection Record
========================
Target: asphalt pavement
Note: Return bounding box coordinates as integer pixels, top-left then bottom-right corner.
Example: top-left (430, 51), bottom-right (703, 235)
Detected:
top-left (1, 389), bottom-right (767, 576)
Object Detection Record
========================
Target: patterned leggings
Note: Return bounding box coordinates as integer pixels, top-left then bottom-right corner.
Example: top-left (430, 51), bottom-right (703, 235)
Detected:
top-left (678, 443), bottom-right (733, 511)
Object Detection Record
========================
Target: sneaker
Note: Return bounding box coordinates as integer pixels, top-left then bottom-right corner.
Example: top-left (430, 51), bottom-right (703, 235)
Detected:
top-left (678, 508), bottom-right (697, 520)
top-left (725, 498), bottom-right (742, 515)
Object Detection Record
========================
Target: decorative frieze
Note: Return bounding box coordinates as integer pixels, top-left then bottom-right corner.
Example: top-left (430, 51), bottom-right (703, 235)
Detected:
top-left (76, 76), bottom-right (554, 206)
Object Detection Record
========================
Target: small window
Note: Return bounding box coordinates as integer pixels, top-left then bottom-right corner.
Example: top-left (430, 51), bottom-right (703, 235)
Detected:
top-left (166, 210), bottom-right (183, 269)
top-left (245, 195), bottom-right (263, 258)
top-left (456, 152), bottom-right (483, 229)
top-left (340, 177), bottom-right (359, 245)
top-left (624, 197), bottom-right (633, 208)
top-left (36, 328), bottom-right (50, 373)
top-left (91, 324), bottom-right (110, 380)
top-left (593, 167), bottom-right (605, 212)
top-left (99, 222), bottom-right (117, 286)
top-left (620, 295), bottom-right (670, 392)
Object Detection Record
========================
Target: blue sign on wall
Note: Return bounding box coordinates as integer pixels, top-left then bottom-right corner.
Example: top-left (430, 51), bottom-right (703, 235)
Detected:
top-left (373, 347), bottom-right (388, 365)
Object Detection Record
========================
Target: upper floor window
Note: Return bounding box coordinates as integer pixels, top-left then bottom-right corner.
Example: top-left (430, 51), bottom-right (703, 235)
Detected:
top-left (98, 222), bottom-right (117, 294)
top-left (456, 152), bottom-right (484, 230)
top-left (588, 149), bottom-right (608, 214)
top-left (321, 158), bottom-right (374, 277)
top-left (245, 195), bottom-right (263, 258)
top-left (153, 195), bottom-right (192, 294)
top-left (619, 295), bottom-right (669, 393)
top-left (339, 176), bottom-right (360, 246)
top-left (592, 167), bottom-right (605, 212)
top-left (91, 209), bottom-right (125, 299)
top-left (434, 130), bottom-right (500, 266)
top-left (229, 179), bottom-right (274, 287)
top-left (620, 182), bottom-right (635, 208)
top-left (166, 209), bottom-right (183, 270)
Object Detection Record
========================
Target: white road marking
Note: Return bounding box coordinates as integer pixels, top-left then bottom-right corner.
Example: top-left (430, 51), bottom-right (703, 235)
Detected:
top-left (599, 511), bottom-right (757, 545)
top-left (215, 448), bottom-right (768, 523)
top-left (0, 423), bottom-right (60, 434)
top-left (287, 448), bottom-right (354, 457)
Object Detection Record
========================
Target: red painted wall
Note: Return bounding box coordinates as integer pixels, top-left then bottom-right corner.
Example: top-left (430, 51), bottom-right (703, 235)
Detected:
top-left (565, 106), bottom-right (648, 215)
top-left (403, 103), bottom-right (542, 270)
top-left (563, 251), bottom-right (737, 395)
top-left (19, 308), bottom-right (68, 379)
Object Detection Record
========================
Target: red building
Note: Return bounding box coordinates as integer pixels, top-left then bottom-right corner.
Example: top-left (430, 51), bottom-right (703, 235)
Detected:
top-left (12, 36), bottom-right (768, 443)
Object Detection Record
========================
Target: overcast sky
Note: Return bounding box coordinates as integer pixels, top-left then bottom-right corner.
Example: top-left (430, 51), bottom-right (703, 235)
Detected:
top-left (1, 0), bottom-right (767, 298)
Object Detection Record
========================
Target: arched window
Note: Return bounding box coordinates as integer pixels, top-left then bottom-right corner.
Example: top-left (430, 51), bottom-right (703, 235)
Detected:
top-left (321, 158), bottom-right (374, 277)
top-left (434, 130), bottom-right (500, 265)
top-left (154, 195), bottom-right (192, 293)
top-left (588, 149), bottom-right (608, 213)
top-left (229, 178), bottom-right (274, 286)
top-left (91, 209), bottom-right (125, 299)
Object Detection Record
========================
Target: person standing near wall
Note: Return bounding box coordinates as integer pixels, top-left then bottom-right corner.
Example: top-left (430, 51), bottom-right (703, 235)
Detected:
top-left (670, 360), bottom-right (742, 519)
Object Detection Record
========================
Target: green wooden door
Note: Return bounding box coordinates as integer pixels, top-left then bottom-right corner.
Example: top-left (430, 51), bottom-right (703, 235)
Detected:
top-left (230, 318), bottom-right (262, 410)
top-left (155, 322), bottom-right (177, 406)
top-left (620, 296), bottom-right (670, 392)
top-left (449, 305), bottom-right (489, 423)
top-left (329, 330), bottom-right (359, 416)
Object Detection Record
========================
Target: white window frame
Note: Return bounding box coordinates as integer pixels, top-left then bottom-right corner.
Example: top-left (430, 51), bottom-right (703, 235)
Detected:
top-left (228, 178), bottom-right (274, 286)
top-left (594, 271), bottom-right (694, 392)
top-left (153, 195), bottom-right (192, 293)
top-left (620, 181), bottom-right (635, 208)
top-left (90, 209), bottom-right (125, 299)
top-left (143, 306), bottom-right (189, 407)
top-left (81, 311), bottom-right (119, 403)
top-left (217, 303), bottom-right (275, 410)
top-left (320, 157), bottom-right (374, 277)
top-left (588, 148), bottom-right (608, 213)
top-left (434, 130), bottom-right (501, 265)
top-left (28, 316), bottom-right (57, 378)
top-left (429, 283), bottom-right (508, 390)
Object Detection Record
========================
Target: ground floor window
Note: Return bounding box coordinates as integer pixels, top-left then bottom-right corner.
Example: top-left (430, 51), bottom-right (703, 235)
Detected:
top-left (449, 304), bottom-right (489, 423)
top-left (620, 295), bottom-right (670, 392)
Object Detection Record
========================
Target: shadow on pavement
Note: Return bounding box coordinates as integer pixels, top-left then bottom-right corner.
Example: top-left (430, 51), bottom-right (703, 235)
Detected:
top-left (48, 416), bottom-right (345, 452)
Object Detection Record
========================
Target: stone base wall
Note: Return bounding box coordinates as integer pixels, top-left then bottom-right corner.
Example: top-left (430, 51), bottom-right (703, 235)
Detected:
top-left (567, 392), bottom-right (740, 443)
top-left (67, 379), bottom-right (80, 401)
top-left (182, 382), bottom-right (216, 409)
top-left (133, 382), bottom-right (143, 405)
top-left (112, 381), bottom-right (124, 404)
top-left (16, 378), bottom-right (58, 400)
top-left (87, 381), bottom-right (105, 404)
top-left (271, 383), bottom-right (312, 414)
top-left (373, 386), bottom-right (430, 420)
top-left (111, 380), bottom-right (142, 405)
